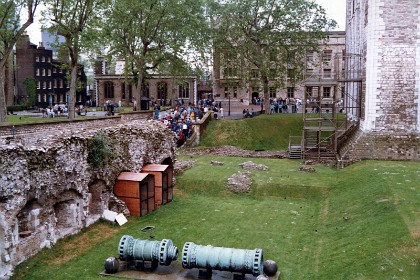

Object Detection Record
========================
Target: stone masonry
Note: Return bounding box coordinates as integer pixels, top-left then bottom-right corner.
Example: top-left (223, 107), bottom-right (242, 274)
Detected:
top-left (343, 0), bottom-right (420, 160)
top-left (0, 119), bottom-right (177, 279)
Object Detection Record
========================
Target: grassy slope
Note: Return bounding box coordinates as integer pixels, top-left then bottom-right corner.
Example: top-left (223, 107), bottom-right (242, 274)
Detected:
top-left (11, 115), bottom-right (419, 279)
top-left (199, 114), bottom-right (303, 150)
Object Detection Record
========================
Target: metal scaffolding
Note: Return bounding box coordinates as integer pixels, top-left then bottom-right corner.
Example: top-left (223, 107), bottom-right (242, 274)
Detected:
top-left (289, 53), bottom-right (363, 161)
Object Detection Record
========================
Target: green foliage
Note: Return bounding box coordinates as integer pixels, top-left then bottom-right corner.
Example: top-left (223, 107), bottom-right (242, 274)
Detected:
top-left (211, 0), bottom-right (336, 112)
top-left (23, 77), bottom-right (36, 107)
top-left (199, 114), bottom-right (303, 150)
top-left (102, 0), bottom-right (211, 101)
top-left (87, 133), bottom-right (113, 168)
top-left (7, 105), bottom-right (27, 112)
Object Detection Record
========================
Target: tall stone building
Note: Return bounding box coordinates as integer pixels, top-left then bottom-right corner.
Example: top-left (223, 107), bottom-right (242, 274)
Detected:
top-left (94, 58), bottom-right (197, 107)
top-left (341, 0), bottom-right (420, 160)
top-left (14, 35), bottom-right (87, 108)
top-left (213, 31), bottom-right (346, 105)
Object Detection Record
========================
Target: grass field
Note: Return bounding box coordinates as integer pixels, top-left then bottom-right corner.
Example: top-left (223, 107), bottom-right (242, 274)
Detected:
top-left (199, 114), bottom-right (303, 150)
top-left (12, 156), bottom-right (419, 279)
top-left (10, 114), bottom-right (420, 279)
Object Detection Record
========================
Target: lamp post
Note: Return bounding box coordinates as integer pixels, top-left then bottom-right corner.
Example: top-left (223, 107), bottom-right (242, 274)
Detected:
top-left (228, 93), bottom-right (231, 116)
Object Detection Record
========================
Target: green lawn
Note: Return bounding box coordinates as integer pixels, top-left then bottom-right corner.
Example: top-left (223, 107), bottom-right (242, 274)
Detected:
top-left (12, 156), bottom-right (420, 280)
top-left (199, 114), bottom-right (304, 150)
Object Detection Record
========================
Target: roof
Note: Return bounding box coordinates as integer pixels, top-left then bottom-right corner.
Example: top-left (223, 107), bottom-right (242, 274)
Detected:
top-left (141, 164), bottom-right (169, 172)
top-left (117, 172), bottom-right (150, 181)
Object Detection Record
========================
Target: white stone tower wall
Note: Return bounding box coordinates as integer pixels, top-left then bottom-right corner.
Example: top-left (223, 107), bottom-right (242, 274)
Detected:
top-left (362, 0), bottom-right (420, 132)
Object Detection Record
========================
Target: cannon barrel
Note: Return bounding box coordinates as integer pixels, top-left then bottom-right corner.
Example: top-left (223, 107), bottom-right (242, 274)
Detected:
top-left (181, 242), bottom-right (263, 276)
top-left (118, 235), bottom-right (178, 266)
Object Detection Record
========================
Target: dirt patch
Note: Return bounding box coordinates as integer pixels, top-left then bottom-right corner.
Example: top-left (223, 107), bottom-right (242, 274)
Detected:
top-left (48, 223), bottom-right (120, 265)
top-left (183, 146), bottom-right (288, 158)
top-left (410, 229), bottom-right (420, 238)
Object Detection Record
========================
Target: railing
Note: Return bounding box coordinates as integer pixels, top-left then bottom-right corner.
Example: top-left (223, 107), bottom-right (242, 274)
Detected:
top-left (288, 136), bottom-right (303, 150)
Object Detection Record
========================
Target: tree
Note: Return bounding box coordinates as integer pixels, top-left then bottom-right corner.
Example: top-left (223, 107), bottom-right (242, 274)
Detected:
top-left (42, 0), bottom-right (106, 119)
top-left (0, 0), bottom-right (41, 122)
top-left (103, 0), bottom-right (211, 106)
top-left (212, 0), bottom-right (336, 113)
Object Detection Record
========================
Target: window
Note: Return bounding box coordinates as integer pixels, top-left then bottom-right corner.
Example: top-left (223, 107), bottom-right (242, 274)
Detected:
top-left (323, 69), bottom-right (332, 78)
top-left (158, 82), bottom-right (168, 99)
top-left (141, 83), bottom-right (147, 99)
top-left (224, 87), bottom-right (229, 98)
top-left (121, 82), bottom-right (134, 99)
top-left (53, 68), bottom-right (57, 73)
top-left (47, 57), bottom-right (51, 63)
top-left (104, 81), bottom-right (114, 98)
top-left (35, 56), bottom-right (40, 62)
top-left (54, 79), bottom-right (57, 88)
top-left (287, 69), bottom-right (295, 81)
top-left (42, 68), bottom-right (46, 76)
top-left (48, 69), bottom-right (51, 76)
top-left (224, 67), bottom-right (237, 78)
top-left (306, 53), bottom-right (314, 64)
top-left (323, 87), bottom-right (331, 97)
top-left (305, 86), bottom-right (313, 98)
top-left (36, 68), bottom-right (40, 76)
top-left (251, 69), bottom-right (259, 79)
top-left (178, 82), bottom-right (189, 99)
top-left (287, 87), bottom-right (295, 98)
top-left (37, 94), bottom-right (41, 102)
top-left (48, 81), bottom-right (52, 89)
top-left (60, 79), bottom-right (63, 88)
top-left (67, 81), bottom-right (70, 88)
top-left (42, 56), bottom-right (45, 62)
top-left (43, 82), bottom-right (46, 89)
top-left (323, 50), bottom-right (332, 64)
top-left (269, 87), bottom-right (276, 98)
top-left (37, 81), bottom-right (41, 89)
top-left (233, 87), bottom-right (237, 98)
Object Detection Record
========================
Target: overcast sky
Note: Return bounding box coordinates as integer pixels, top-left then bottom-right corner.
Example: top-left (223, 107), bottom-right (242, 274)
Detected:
top-left (315, 0), bottom-right (346, 30)
top-left (26, 0), bottom-right (346, 44)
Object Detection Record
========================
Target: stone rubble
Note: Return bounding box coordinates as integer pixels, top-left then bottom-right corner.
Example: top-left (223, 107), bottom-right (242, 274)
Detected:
top-left (0, 120), bottom-right (176, 279)
top-left (226, 171), bottom-right (253, 193)
top-left (239, 161), bottom-right (269, 171)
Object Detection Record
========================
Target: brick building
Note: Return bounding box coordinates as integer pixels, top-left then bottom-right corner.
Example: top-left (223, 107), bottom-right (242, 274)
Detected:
top-left (213, 31), bottom-right (346, 105)
top-left (15, 35), bottom-right (87, 108)
top-left (94, 59), bottom-right (197, 107)
top-left (340, 0), bottom-right (420, 161)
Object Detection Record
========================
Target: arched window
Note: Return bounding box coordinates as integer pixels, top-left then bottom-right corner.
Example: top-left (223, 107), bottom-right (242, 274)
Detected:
top-left (105, 81), bottom-right (114, 98)
top-left (157, 82), bottom-right (167, 100)
top-left (179, 82), bottom-right (189, 98)
top-left (121, 82), bottom-right (132, 100)
top-left (143, 82), bottom-right (149, 98)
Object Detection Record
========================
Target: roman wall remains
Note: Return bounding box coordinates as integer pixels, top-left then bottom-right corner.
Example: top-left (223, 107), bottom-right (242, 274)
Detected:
top-left (0, 120), bottom-right (176, 279)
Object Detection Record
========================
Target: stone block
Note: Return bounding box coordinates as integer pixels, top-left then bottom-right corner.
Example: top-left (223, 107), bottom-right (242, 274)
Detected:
top-left (103, 210), bottom-right (118, 222)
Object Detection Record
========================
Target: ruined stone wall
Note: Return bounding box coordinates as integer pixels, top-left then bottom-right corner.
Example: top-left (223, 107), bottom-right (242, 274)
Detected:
top-left (0, 120), bottom-right (176, 279)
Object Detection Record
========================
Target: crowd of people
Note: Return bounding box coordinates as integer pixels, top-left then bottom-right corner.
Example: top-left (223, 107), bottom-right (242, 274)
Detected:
top-left (268, 97), bottom-right (303, 114)
top-left (155, 99), bottom-right (223, 147)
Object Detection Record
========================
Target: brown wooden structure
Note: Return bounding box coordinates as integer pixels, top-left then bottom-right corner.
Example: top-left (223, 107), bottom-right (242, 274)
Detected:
top-left (114, 172), bottom-right (155, 216)
top-left (289, 53), bottom-right (362, 162)
top-left (141, 164), bottom-right (174, 207)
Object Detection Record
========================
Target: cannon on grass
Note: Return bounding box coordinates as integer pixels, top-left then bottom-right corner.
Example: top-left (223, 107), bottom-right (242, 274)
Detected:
top-left (104, 235), bottom-right (178, 274)
top-left (181, 241), bottom-right (264, 279)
